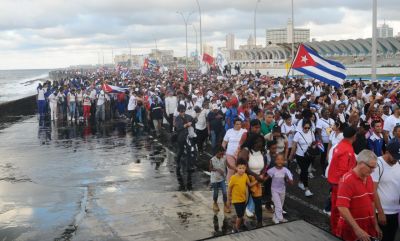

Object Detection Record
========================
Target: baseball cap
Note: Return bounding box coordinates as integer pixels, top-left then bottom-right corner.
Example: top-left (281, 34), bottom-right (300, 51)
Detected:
top-left (212, 103), bottom-right (218, 110)
top-left (387, 139), bottom-right (400, 161)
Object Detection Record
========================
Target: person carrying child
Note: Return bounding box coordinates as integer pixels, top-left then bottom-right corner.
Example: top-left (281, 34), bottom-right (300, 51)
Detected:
top-left (228, 158), bottom-right (258, 233)
top-left (209, 147), bottom-right (230, 213)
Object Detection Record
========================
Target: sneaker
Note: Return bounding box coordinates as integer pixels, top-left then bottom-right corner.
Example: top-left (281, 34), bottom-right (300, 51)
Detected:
top-left (282, 210), bottom-right (287, 214)
top-left (298, 182), bottom-right (306, 191)
top-left (280, 218), bottom-right (288, 223)
top-left (323, 210), bottom-right (331, 216)
top-left (245, 208), bottom-right (254, 218)
top-left (272, 215), bottom-right (280, 224)
top-left (321, 174), bottom-right (326, 179)
top-left (296, 167), bottom-right (301, 174)
top-left (308, 172), bottom-right (314, 179)
top-left (213, 203), bottom-right (220, 212)
top-left (305, 189), bottom-right (314, 197)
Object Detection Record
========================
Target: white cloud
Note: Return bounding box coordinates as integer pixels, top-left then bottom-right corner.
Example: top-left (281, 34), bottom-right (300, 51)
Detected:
top-left (0, 0), bottom-right (399, 69)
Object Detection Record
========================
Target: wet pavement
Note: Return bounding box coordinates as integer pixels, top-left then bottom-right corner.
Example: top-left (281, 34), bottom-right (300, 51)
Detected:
top-left (0, 117), bottom-right (338, 241)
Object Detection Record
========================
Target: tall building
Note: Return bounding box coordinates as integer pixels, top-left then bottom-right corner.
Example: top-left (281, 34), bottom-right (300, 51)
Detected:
top-left (266, 19), bottom-right (310, 45)
top-left (226, 33), bottom-right (235, 50)
top-left (203, 43), bottom-right (214, 56)
top-left (377, 22), bottom-right (394, 38)
top-left (247, 34), bottom-right (255, 46)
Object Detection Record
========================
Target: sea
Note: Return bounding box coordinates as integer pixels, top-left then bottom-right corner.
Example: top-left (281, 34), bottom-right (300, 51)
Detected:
top-left (0, 69), bottom-right (51, 104)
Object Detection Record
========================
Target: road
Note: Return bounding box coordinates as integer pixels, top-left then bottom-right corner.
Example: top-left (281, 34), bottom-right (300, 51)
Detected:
top-left (0, 117), bottom-right (334, 241)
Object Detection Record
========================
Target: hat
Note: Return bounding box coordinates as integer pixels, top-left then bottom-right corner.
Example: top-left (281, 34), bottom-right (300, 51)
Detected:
top-left (212, 103), bottom-right (218, 110)
top-left (387, 139), bottom-right (400, 161)
top-left (306, 91), bottom-right (311, 95)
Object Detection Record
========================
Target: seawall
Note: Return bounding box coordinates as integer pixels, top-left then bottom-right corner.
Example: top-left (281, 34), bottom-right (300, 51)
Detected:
top-left (0, 95), bottom-right (36, 122)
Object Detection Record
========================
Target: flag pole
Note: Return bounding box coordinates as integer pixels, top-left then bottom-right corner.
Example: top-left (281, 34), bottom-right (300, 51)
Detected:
top-left (286, 44), bottom-right (301, 80)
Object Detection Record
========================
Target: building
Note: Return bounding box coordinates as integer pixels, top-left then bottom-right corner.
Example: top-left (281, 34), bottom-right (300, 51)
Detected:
top-left (266, 19), bottom-right (310, 45)
top-left (114, 54), bottom-right (144, 67)
top-left (377, 22), bottom-right (394, 38)
top-left (149, 49), bottom-right (174, 64)
top-left (228, 37), bottom-right (400, 69)
top-left (226, 33), bottom-right (235, 50)
top-left (203, 43), bottom-right (214, 56)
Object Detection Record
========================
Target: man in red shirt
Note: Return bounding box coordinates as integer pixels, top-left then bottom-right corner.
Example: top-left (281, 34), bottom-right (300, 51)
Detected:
top-left (327, 127), bottom-right (357, 234)
top-left (336, 149), bottom-right (382, 241)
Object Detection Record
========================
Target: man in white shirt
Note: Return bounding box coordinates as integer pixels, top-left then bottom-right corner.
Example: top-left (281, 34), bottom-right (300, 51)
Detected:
top-left (194, 105), bottom-right (209, 153)
top-left (165, 91), bottom-right (178, 132)
top-left (383, 105), bottom-right (400, 144)
top-left (96, 90), bottom-right (106, 122)
top-left (372, 140), bottom-right (400, 241)
top-left (127, 91), bottom-right (137, 125)
top-left (37, 84), bottom-right (46, 118)
top-left (48, 90), bottom-right (58, 121)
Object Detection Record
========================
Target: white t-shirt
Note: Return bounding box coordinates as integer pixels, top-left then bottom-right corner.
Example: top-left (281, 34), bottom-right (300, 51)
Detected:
top-left (281, 123), bottom-right (296, 148)
top-left (223, 128), bottom-right (247, 156)
top-left (127, 95), bottom-right (137, 111)
top-left (371, 157), bottom-right (400, 214)
top-left (293, 130), bottom-right (314, 157)
top-left (316, 118), bottom-right (334, 143)
top-left (248, 151), bottom-right (264, 175)
top-left (37, 89), bottom-right (45, 100)
top-left (383, 115), bottom-right (400, 139)
top-left (195, 109), bottom-right (209, 130)
top-left (97, 93), bottom-right (105, 106)
top-left (329, 131), bottom-right (343, 147)
top-left (325, 143), bottom-right (338, 178)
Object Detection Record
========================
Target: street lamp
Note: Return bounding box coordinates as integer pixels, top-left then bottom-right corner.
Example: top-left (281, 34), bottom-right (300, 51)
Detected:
top-left (195, 0), bottom-right (203, 57)
top-left (291, 0), bottom-right (295, 77)
top-left (177, 11), bottom-right (194, 71)
top-left (192, 24), bottom-right (199, 69)
top-left (371, 0), bottom-right (377, 81)
top-left (254, 0), bottom-right (261, 75)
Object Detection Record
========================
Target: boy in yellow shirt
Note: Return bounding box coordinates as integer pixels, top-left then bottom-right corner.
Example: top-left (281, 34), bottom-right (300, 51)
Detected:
top-left (228, 159), bottom-right (258, 232)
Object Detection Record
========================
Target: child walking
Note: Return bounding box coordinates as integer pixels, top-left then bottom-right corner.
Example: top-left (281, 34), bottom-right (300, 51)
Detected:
top-left (209, 147), bottom-right (230, 213)
top-left (228, 158), bottom-right (257, 232)
top-left (266, 154), bottom-right (293, 224)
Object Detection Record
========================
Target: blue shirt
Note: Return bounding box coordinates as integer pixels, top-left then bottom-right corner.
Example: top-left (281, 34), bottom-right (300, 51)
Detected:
top-left (368, 132), bottom-right (384, 157)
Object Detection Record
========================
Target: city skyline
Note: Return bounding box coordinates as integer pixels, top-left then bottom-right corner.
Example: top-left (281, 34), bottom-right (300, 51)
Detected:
top-left (0, 0), bottom-right (399, 69)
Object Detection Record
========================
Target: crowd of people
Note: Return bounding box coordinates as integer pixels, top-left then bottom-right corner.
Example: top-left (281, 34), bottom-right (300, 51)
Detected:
top-left (37, 68), bottom-right (400, 240)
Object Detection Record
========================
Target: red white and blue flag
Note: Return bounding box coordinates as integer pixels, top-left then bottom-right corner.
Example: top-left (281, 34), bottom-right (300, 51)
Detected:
top-left (102, 84), bottom-right (129, 93)
top-left (292, 44), bottom-right (346, 87)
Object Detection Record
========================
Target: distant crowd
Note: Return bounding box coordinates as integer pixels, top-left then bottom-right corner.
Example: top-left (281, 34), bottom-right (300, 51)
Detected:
top-left (37, 68), bottom-right (400, 240)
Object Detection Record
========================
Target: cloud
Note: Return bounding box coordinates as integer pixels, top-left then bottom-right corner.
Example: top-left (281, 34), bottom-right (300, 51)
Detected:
top-left (0, 0), bottom-right (399, 69)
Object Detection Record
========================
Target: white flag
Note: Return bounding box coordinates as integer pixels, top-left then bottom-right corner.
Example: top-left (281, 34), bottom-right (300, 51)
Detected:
top-left (215, 51), bottom-right (228, 72)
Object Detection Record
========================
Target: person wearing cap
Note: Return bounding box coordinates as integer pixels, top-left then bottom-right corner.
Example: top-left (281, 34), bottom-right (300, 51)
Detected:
top-left (367, 120), bottom-right (385, 157)
top-left (327, 127), bottom-right (357, 235)
top-left (316, 108), bottom-right (335, 175)
top-left (336, 150), bottom-right (382, 241)
top-left (372, 140), bottom-right (400, 241)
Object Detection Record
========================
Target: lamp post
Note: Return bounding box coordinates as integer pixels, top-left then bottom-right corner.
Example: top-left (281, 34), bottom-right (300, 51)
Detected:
top-left (291, 0), bottom-right (295, 77)
top-left (193, 24), bottom-right (199, 69)
top-left (177, 11), bottom-right (194, 71)
top-left (254, 0), bottom-right (261, 75)
top-left (195, 0), bottom-right (203, 57)
top-left (371, 0), bottom-right (377, 82)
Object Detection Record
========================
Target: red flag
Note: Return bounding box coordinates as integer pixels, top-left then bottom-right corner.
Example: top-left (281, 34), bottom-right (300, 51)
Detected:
top-left (183, 68), bottom-right (188, 81)
top-left (202, 53), bottom-right (214, 65)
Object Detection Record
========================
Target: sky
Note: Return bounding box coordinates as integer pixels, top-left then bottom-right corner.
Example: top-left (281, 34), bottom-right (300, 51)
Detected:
top-left (0, 0), bottom-right (399, 70)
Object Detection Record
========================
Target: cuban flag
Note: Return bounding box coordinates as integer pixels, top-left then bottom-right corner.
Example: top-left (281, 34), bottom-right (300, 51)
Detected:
top-left (316, 140), bottom-right (325, 152)
top-left (292, 44), bottom-right (346, 87)
top-left (102, 84), bottom-right (129, 93)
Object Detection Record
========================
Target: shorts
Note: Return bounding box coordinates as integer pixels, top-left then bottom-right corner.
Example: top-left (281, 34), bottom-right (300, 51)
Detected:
top-left (233, 202), bottom-right (246, 218)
